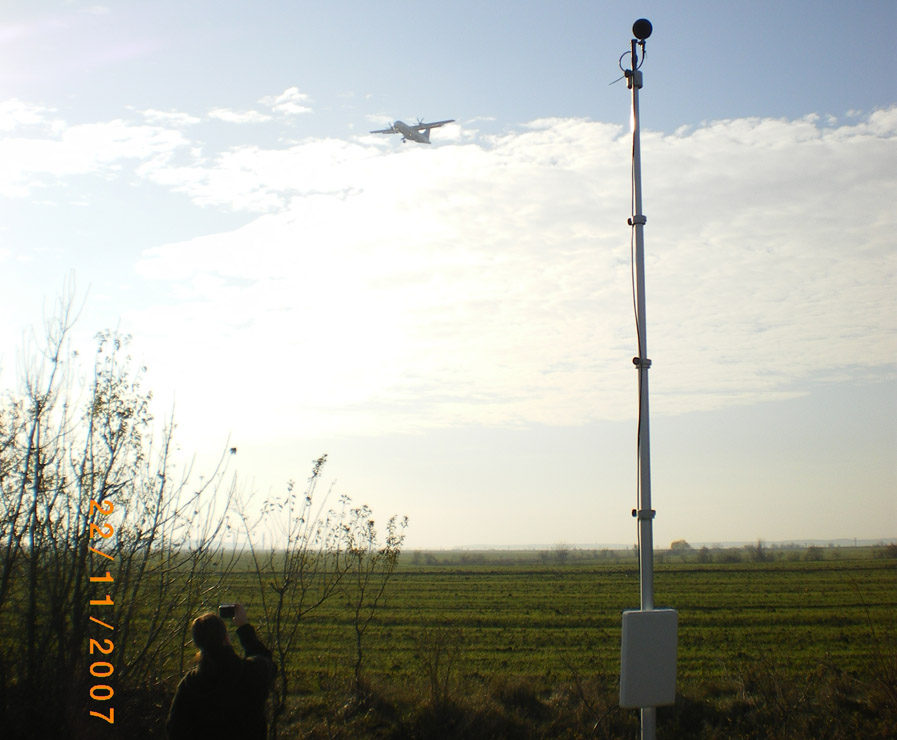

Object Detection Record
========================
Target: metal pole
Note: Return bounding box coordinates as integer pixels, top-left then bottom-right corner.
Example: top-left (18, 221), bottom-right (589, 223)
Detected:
top-left (629, 41), bottom-right (654, 615)
top-left (626, 26), bottom-right (656, 740)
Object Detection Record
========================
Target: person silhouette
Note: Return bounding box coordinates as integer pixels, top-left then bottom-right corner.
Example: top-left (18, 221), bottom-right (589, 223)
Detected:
top-left (167, 603), bottom-right (276, 739)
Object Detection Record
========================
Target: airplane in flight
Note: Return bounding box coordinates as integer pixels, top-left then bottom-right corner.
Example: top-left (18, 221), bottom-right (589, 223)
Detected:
top-left (370, 118), bottom-right (455, 144)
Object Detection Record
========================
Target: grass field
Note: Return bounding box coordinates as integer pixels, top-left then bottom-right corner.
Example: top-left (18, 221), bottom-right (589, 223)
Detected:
top-left (289, 554), bottom-right (897, 684)
top-left (200, 548), bottom-right (897, 738)
top-left (8, 546), bottom-right (893, 737)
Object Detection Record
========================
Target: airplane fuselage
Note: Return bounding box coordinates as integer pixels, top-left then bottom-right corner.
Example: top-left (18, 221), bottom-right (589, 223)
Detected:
top-left (392, 121), bottom-right (431, 143)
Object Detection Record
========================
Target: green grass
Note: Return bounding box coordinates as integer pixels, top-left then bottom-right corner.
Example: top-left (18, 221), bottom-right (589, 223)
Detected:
top-left (259, 553), bottom-right (896, 738)
top-left (8, 547), bottom-right (895, 737)
top-left (282, 557), bottom-right (896, 689)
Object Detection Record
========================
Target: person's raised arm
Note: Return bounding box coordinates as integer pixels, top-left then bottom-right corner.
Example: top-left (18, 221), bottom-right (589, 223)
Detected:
top-left (229, 603), bottom-right (274, 669)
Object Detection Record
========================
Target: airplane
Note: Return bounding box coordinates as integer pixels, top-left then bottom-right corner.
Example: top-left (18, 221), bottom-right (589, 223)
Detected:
top-left (369, 118), bottom-right (455, 144)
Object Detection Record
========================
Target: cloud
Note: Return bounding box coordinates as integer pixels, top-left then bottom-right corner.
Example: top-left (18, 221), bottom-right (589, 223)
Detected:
top-left (140, 108), bottom-right (202, 127)
top-left (2, 99), bottom-right (893, 434)
top-left (0, 114), bottom-right (189, 197)
top-left (129, 109), bottom-right (897, 436)
top-left (138, 137), bottom-right (381, 212)
top-left (641, 111), bottom-right (897, 404)
top-left (0, 99), bottom-right (59, 132)
top-left (260, 86), bottom-right (313, 116)
top-left (208, 107), bottom-right (272, 124)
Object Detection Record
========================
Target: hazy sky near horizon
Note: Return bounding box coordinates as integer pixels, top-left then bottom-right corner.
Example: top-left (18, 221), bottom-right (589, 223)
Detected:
top-left (1, 1), bottom-right (895, 549)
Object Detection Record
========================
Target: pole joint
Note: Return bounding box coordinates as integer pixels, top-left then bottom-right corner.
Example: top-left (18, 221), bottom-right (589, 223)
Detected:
top-left (628, 215), bottom-right (647, 226)
top-left (632, 357), bottom-right (652, 368)
top-left (631, 508), bottom-right (656, 520)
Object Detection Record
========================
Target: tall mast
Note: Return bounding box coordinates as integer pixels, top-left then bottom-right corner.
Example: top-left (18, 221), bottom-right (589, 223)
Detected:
top-left (627, 18), bottom-right (661, 740)
top-left (618, 22), bottom-right (677, 740)
top-left (627, 22), bottom-right (655, 617)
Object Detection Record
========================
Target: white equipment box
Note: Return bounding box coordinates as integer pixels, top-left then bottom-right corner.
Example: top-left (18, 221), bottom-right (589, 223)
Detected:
top-left (619, 608), bottom-right (678, 708)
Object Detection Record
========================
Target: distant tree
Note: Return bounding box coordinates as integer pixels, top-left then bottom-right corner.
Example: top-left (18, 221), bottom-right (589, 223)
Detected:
top-left (805, 545), bottom-right (824, 561)
top-left (671, 539), bottom-right (692, 560)
top-left (746, 539), bottom-right (771, 563)
top-left (554, 544), bottom-right (570, 565)
top-left (716, 549), bottom-right (743, 564)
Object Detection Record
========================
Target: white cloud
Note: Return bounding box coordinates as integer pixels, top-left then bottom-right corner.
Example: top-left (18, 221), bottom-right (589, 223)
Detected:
top-left (207, 107), bottom-right (272, 124)
top-left (0, 99), bottom-right (60, 132)
top-left (130, 109), bottom-right (897, 437)
top-left (0, 116), bottom-right (189, 196)
top-left (141, 108), bottom-right (201, 127)
top-left (2, 99), bottom-right (893, 435)
top-left (260, 86), bottom-right (313, 116)
top-left (139, 137), bottom-right (382, 212)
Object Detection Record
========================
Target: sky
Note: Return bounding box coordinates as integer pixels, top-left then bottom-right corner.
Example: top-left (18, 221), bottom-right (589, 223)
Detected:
top-left (1, 0), bottom-right (895, 550)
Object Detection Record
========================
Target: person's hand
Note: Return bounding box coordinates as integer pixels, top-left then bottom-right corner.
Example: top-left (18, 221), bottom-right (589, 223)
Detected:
top-left (233, 603), bottom-right (249, 627)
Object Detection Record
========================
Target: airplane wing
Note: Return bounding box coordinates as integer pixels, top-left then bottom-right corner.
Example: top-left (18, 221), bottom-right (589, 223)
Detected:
top-left (369, 127), bottom-right (396, 134)
top-left (413, 119), bottom-right (455, 131)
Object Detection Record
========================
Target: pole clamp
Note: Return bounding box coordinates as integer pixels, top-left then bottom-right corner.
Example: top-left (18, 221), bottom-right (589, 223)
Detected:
top-left (628, 215), bottom-right (647, 226)
top-left (631, 508), bottom-right (656, 520)
top-left (632, 357), bottom-right (652, 368)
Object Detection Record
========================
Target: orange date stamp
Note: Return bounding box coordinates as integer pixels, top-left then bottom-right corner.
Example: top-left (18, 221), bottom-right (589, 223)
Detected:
top-left (87, 497), bottom-right (116, 725)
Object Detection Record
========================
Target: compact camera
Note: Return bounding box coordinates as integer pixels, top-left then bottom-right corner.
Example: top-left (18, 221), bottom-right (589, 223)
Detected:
top-left (218, 604), bottom-right (236, 619)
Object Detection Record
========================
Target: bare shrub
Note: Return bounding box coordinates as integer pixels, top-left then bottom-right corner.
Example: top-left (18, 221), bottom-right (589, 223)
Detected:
top-left (239, 456), bottom-right (407, 736)
top-left (0, 293), bottom-right (237, 736)
top-left (414, 625), bottom-right (463, 708)
top-left (342, 507), bottom-right (407, 695)
top-left (239, 455), bottom-right (350, 736)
